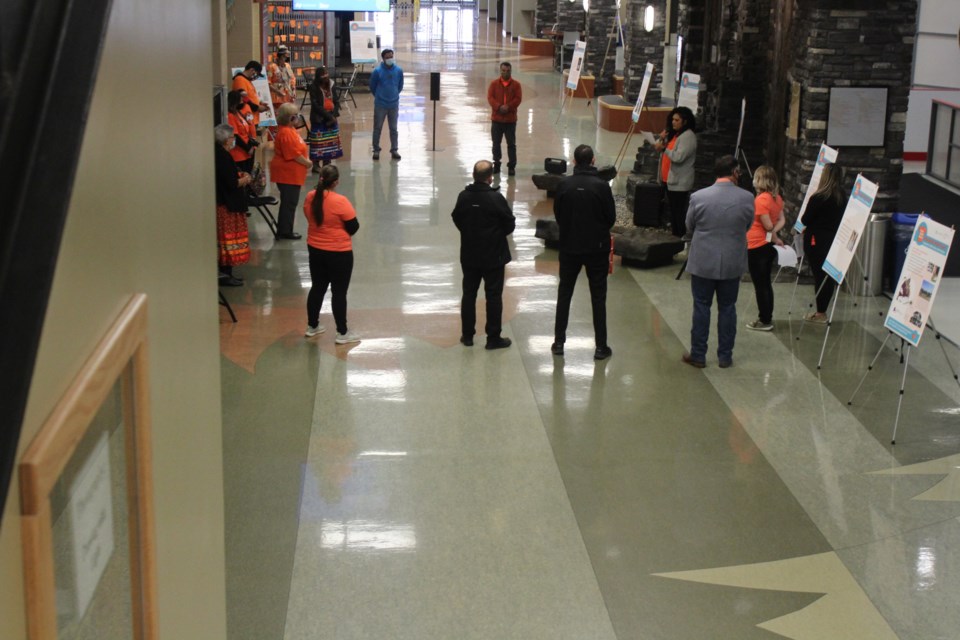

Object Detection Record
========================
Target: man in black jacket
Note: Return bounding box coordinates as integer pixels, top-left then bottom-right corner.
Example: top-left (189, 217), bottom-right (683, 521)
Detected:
top-left (552, 145), bottom-right (616, 360)
top-left (452, 160), bottom-right (516, 349)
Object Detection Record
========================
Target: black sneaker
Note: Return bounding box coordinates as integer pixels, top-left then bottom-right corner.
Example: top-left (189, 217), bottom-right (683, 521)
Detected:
top-left (485, 337), bottom-right (512, 350)
top-left (460, 336), bottom-right (473, 347)
top-left (550, 342), bottom-right (564, 356)
top-left (594, 346), bottom-right (613, 360)
top-left (507, 167), bottom-right (516, 176)
top-left (372, 152), bottom-right (380, 160)
top-left (493, 163), bottom-right (501, 174)
top-left (391, 151), bottom-right (401, 160)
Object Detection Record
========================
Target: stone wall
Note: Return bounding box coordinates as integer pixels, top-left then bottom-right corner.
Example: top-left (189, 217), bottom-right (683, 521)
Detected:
top-left (584, 0), bottom-right (620, 95)
top-left (536, 0), bottom-right (557, 34)
top-left (556, 0), bottom-right (586, 36)
top-left (623, 0), bottom-right (665, 104)
top-left (781, 1), bottom-right (917, 221)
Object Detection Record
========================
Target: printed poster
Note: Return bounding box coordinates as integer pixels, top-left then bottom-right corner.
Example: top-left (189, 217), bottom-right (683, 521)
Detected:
top-left (231, 67), bottom-right (278, 128)
top-left (349, 21), bottom-right (378, 65)
top-left (677, 72), bottom-right (700, 111)
top-left (884, 216), bottom-right (954, 347)
top-left (822, 174), bottom-right (878, 285)
top-left (793, 143), bottom-right (839, 232)
top-left (566, 41), bottom-right (587, 91)
top-left (631, 63), bottom-right (654, 124)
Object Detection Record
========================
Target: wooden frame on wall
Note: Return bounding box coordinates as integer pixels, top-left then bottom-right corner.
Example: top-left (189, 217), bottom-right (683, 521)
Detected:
top-left (19, 294), bottom-right (157, 640)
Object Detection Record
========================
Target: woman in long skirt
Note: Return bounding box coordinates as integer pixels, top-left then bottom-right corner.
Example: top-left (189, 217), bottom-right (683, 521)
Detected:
top-left (308, 66), bottom-right (344, 172)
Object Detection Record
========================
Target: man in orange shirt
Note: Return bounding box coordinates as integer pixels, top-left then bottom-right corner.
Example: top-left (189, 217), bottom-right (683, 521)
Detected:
top-left (231, 61), bottom-right (270, 126)
top-left (487, 62), bottom-right (522, 176)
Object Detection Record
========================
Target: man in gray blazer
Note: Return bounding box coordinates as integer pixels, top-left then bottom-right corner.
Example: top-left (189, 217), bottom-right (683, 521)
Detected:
top-left (681, 155), bottom-right (755, 369)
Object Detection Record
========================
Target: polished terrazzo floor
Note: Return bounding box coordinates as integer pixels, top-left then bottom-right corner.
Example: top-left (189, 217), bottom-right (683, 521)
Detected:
top-left (219, 7), bottom-right (960, 639)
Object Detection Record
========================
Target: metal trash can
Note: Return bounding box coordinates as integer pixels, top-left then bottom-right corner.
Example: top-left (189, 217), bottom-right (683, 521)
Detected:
top-left (845, 213), bottom-right (889, 296)
top-left (889, 212), bottom-right (920, 288)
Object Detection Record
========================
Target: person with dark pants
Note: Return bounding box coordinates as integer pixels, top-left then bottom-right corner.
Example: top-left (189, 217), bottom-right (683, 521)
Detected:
top-left (452, 160), bottom-right (516, 349)
top-left (797, 162), bottom-right (845, 324)
top-left (270, 103), bottom-right (311, 239)
top-left (369, 48), bottom-right (403, 161)
top-left (552, 144), bottom-right (616, 360)
top-left (654, 107), bottom-right (698, 238)
top-left (487, 62), bottom-right (522, 176)
top-left (303, 165), bottom-right (361, 344)
top-left (682, 155), bottom-right (754, 368)
top-left (745, 165), bottom-right (785, 331)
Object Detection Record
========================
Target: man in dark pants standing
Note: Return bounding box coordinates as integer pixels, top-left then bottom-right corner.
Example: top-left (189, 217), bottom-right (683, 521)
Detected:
top-left (452, 160), bottom-right (516, 350)
top-left (552, 145), bottom-right (616, 360)
top-left (487, 62), bottom-right (522, 176)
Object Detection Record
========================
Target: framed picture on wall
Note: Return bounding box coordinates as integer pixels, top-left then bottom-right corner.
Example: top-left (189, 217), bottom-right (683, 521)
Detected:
top-left (19, 294), bottom-right (157, 640)
top-left (827, 86), bottom-right (888, 147)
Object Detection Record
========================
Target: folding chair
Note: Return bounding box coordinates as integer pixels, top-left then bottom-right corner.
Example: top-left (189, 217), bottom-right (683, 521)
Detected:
top-left (557, 31), bottom-right (579, 71)
top-left (219, 290), bottom-right (237, 322)
top-left (335, 65), bottom-right (359, 110)
top-left (299, 68), bottom-right (315, 110)
top-left (248, 194), bottom-right (280, 238)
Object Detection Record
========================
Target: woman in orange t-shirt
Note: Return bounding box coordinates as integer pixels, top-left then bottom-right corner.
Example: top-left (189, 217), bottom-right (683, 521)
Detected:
top-left (303, 165), bottom-right (361, 344)
top-left (226, 90), bottom-right (259, 174)
top-left (269, 103), bottom-right (312, 239)
top-left (745, 165), bottom-right (785, 331)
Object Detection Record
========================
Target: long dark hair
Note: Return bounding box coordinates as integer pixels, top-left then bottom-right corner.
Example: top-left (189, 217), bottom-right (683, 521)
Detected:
top-left (227, 90), bottom-right (243, 113)
top-left (312, 66), bottom-right (330, 91)
top-left (666, 106), bottom-right (696, 141)
top-left (311, 165), bottom-right (339, 225)
top-left (813, 163), bottom-right (845, 205)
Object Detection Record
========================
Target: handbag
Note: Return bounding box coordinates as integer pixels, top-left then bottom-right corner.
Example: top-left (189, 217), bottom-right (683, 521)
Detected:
top-left (248, 163), bottom-right (267, 197)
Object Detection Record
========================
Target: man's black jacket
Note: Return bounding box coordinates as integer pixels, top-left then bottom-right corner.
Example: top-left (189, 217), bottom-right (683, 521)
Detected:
top-left (451, 182), bottom-right (516, 269)
top-left (553, 165), bottom-right (616, 254)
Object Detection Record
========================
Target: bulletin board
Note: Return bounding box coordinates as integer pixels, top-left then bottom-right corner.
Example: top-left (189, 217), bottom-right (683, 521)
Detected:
top-left (826, 87), bottom-right (888, 147)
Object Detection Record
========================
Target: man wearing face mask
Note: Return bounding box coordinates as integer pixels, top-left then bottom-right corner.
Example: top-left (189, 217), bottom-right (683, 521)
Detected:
top-left (487, 61), bottom-right (522, 177)
top-left (231, 61), bottom-right (270, 126)
top-left (368, 48), bottom-right (404, 161)
top-left (268, 45), bottom-right (296, 112)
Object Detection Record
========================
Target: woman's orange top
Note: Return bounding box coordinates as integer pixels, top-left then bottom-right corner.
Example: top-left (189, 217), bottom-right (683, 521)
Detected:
top-left (746, 192), bottom-right (784, 249)
top-left (269, 126), bottom-right (308, 186)
top-left (227, 111), bottom-right (255, 163)
top-left (304, 190), bottom-right (357, 252)
top-left (660, 136), bottom-right (677, 183)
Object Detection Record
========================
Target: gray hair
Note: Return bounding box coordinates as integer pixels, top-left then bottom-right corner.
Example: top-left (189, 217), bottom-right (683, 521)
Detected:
top-left (215, 123), bottom-right (234, 145)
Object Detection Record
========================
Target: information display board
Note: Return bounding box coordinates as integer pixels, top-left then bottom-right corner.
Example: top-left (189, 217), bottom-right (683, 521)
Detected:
top-left (677, 72), bottom-right (700, 111)
top-left (793, 143), bottom-right (839, 232)
top-left (631, 63), bottom-right (654, 123)
top-left (885, 216), bottom-right (955, 347)
top-left (566, 41), bottom-right (587, 91)
top-left (822, 174), bottom-right (878, 285)
top-left (349, 21), bottom-right (378, 64)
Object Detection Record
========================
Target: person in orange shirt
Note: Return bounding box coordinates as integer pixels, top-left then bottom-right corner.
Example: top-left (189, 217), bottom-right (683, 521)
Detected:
top-left (226, 90), bottom-right (259, 174)
top-left (487, 62), bottom-right (522, 176)
top-left (303, 165), bottom-right (361, 344)
top-left (269, 103), bottom-right (312, 239)
top-left (745, 165), bottom-right (785, 331)
top-left (267, 45), bottom-right (297, 111)
top-left (231, 61), bottom-right (270, 126)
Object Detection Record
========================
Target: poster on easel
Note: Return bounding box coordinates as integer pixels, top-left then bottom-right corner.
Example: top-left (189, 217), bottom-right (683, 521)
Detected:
top-left (631, 62), bottom-right (654, 123)
top-left (349, 21), bottom-right (378, 64)
top-left (566, 41), bottom-right (587, 92)
top-left (793, 143), bottom-right (839, 232)
top-left (884, 216), bottom-right (954, 347)
top-left (232, 67), bottom-right (278, 127)
top-left (821, 173), bottom-right (878, 284)
top-left (677, 72), bottom-right (700, 111)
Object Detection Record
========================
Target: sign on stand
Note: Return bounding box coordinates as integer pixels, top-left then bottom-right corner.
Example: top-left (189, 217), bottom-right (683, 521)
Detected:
top-left (232, 66), bottom-right (277, 128)
top-left (884, 216), bottom-right (955, 347)
top-left (793, 143), bottom-right (839, 232)
top-left (349, 22), bottom-right (378, 64)
top-left (631, 63), bottom-right (654, 123)
top-left (566, 41), bottom-right (587, 92)
top-left (677, 72), bottom-right (700, 110)
top-left (822, 174), bottom-right (878, 284)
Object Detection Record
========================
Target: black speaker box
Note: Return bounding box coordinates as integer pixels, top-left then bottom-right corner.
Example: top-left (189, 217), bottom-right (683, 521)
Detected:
top-left (430, 72), bottom-right (440, 101)
top-left (544, 157), bottom-right (567, 174)
top-left (633, 182), bottom-right (662, 227)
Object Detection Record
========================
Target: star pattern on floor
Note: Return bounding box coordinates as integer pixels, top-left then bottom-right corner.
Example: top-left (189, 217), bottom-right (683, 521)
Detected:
top-left (654, 552), bottom-right (897, 639)
top-left (869, 453), bottom-right (960, 501)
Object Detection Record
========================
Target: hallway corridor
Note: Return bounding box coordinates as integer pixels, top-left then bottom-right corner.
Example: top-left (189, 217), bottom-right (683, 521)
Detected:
top-left (218, 7), bottom-right (960, 639)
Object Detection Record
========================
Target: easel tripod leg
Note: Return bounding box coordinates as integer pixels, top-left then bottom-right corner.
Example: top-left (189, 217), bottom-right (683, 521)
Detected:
top-left (891, 344), bottom-right (912, 445)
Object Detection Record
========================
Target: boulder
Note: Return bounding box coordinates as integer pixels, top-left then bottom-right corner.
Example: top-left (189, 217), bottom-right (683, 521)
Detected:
top-left (614, 228), bottom-right (684, 268)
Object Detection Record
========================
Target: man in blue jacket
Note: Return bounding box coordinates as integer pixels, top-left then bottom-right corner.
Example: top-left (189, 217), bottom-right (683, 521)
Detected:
top-left (369, 48), bottom-right (404, 160)
top-left (552, 145), bottom-right (617, 360)
top-left (452, 160), bottom-right (516, 350)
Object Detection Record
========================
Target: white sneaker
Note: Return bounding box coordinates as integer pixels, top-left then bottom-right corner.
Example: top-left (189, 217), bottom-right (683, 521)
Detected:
top-left (335, 331), bottom-right (361, 344)
top-left (305, 325), bottom-right (326, 338)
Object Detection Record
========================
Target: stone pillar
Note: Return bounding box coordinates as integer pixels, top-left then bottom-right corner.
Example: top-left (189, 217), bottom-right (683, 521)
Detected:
top-left (781, 1), bottom-right (917, 221)
top-left (536, 0), bottom-right (557, 34)
top-left (556, 0), bottom-right (586, 38)
top-left (584, 0), bottom-right (619, 95)
top-left (623, 0), bottom-right (666, 104)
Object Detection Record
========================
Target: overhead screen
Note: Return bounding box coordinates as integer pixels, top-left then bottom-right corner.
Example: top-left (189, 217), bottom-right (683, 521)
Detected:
top-left (292, 0), bottom-right (391, 11)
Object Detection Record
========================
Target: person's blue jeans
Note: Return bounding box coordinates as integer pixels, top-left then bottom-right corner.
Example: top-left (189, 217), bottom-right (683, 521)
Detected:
top-left (690, 275), bottom-right (740, 364)
top-left (372, 104), bottom-right (399, 153)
